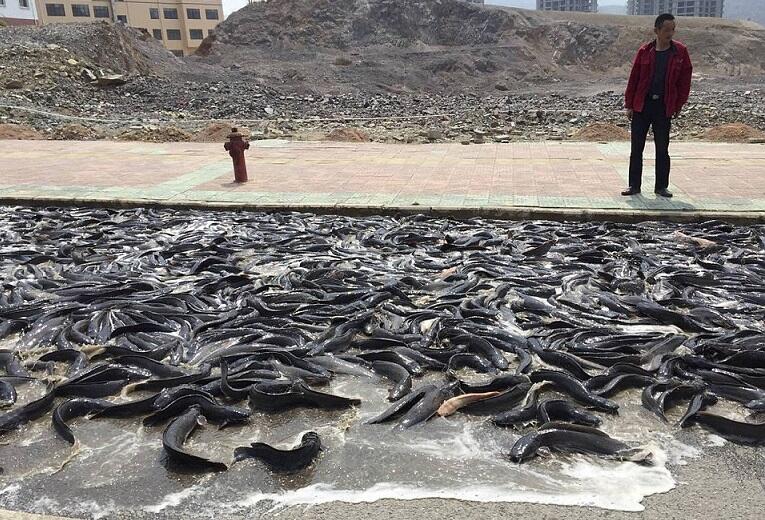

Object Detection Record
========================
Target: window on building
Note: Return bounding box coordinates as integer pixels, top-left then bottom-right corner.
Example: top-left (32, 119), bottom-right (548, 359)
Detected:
top-left (45, 3), bottom-right (65, 16)
top-left (93, 6), bottom-right (109, 17)
top-left (164, 8), bottom-right (178, 19)
top-left (187, 8), bottom-right (200, 19)
top-left (170, 50), bottom-right (184, 58)
top-left (189, 29), bottom-right (203, 40)
top-left (166, 29), bottom-right (182, 40)
top-left (71, 4), bottom-right (90, 16)
top-left (205, 9), bottom-right (219, 20)
top-left (152, 29), bottom-right (163, 40)
top-left (19, 0), bottom-right (30, 8)
top-left (149, 7), bottom-right (159, 19)
top-left (117, 14), bottom-right (127, 23)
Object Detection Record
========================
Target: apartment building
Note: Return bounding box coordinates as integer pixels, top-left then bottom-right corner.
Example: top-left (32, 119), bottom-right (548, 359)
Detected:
top-left (0, 0), bottom-right (39, 25)
top-left (31, 0), bottom-right (223, 56)
top-left (627, 0), bottom-right (724, 17)
top-left (536, 0), bottom-right (598, 12)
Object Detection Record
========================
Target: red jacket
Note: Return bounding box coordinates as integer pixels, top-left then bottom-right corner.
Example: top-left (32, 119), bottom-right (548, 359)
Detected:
top-left (625, 40), bottom-right (693, 117)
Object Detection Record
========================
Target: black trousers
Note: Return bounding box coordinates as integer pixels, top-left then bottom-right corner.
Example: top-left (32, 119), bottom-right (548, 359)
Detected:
top-left (628, 96), bottom-right (672, 191)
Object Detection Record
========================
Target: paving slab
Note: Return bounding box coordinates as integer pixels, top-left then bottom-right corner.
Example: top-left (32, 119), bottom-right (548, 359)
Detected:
top-left (0, 139), bottom-right (763, 222)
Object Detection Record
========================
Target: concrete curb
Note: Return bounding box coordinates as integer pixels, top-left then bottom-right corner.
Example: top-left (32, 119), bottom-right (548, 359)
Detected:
top-left (1, 196), bottom-right (763, 224)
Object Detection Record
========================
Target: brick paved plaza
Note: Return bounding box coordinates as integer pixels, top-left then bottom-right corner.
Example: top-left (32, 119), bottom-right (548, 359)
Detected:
top-left (1, 140), bottom-right (763, 219)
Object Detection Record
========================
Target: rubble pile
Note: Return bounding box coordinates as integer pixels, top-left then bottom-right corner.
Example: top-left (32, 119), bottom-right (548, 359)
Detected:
top-left (0, 3), bottom-right (764, 143)
top-left (202, 0), bottom-right (765, 93)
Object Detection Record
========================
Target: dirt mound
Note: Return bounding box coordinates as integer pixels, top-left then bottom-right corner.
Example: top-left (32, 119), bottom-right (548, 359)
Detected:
top-left (572, 122), bottom-right (630, 141)
top-left (51, 123), bottom-right (101, 140)
top-left (0, 22), bottom-right (181, 77)
top-left (324, 127), bottom-right (371, 142)
top-left (198, 0), bottom-right (765, 94)
top-left (704, 123), bottom-right (765, 142)
top-left (0, 22), bottom-right (183, 111)
top-left (118, 126), bottom-right (192, 142)
top-left (0, 123), bottom-right (43, 140)
top-left (193, 123), bottom-right (250, 142)
top-left (211, 0), bottom-right (519, 49)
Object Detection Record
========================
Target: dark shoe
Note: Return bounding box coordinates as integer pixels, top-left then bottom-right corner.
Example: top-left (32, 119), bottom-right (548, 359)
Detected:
top-left (621, 187), bottom-right (641, 196)
top-left (654, 188), bottom-right (673, 198)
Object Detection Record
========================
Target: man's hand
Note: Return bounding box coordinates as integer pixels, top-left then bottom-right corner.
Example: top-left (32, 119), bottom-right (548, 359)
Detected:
top-left (626, 109), bottom-right (633, 120)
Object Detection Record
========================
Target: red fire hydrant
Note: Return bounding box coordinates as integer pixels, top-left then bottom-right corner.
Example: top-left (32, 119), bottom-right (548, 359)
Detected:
top-left (224, 127), bottom-right (250, 183)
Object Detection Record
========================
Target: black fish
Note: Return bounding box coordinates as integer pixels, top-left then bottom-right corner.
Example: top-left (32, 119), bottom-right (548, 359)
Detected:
top-left (447, 353), bottom-right (498, 374)
top-left (52, 398), bottom-right (110, 445)
top-left (234, 431), bottom-right (322, 472)
top-left (0, 378), bottom-right (19, 408)
top-left (162, 406), bottom-right (227, 471)
top-left (678, 392), bottom-right (717, 428)
top-left (589, 374), bottom-right (655, 398)
top-left (367, 385), bottom-right (435, 424)
top-left (537, 399), bottom-right (602, 427)
top-left (458, 382), bottom-right (532, 415)
top-left (509, 423), bottom-right (650, 463)
top-left (130, 364), bottom-right (212, 392)
top-left (458, 374), bottom-right (530, 394)
top-left (0, 350), bottom-right (30, 377)
top-left (144, 395), bottom-right (250, 427)
top-left (358, 350), bottom-right (424, 376)
top-left (530, 370), bottom-right (618, 414)
top-left (248, 382), bottom-right (360, 412)
top-left (493, 383), bottom-right (547, 427)
top-left (688, 412), bottom-right (765, 445)
top-left (113, 355), bottom-right (186, 378)
top-left (0, 389), bottom-right (56, 435)
top-left (396, 382), bottom-right (457, 429)
top-left (371, 360), bottom-right (412, 401)
top-left (38, 349), bottom-right (88, 377)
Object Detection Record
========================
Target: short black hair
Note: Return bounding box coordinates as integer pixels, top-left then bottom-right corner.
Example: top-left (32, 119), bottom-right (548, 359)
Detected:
top-left (655, 13), bottom-right (675, 29)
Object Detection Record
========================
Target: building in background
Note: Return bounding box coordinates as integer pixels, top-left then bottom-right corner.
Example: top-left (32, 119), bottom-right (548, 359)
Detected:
top-left (0, 0), bottom-right (39, 25)
top-left (627, 0), bottom-right (724, 17)
top-left (536, 0), bottom-right (598, 12)
top-left (723, 0), bottom-right (764, 25)
top-left (29, 0), bottom-right (222, 56)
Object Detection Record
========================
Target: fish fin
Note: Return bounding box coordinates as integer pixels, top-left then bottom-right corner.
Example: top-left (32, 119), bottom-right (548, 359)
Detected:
top-left (197, 415), bottom-right (209, 427)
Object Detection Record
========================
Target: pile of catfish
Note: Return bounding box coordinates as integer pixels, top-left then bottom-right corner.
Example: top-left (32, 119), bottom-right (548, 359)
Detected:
top-left (1, 207), bottom-right (764, 475)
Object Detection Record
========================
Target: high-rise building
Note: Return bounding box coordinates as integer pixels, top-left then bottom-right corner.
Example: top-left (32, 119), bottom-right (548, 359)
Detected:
top-left (627, 0), bottom-right (724, 17)
top-left (536, 0), bottom-right (598, 12)
top-left (27, 0), bottom-right (223, 56)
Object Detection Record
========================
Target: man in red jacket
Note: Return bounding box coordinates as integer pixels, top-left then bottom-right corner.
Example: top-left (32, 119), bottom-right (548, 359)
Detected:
top-left (622, 13), bottom-right (693, 198)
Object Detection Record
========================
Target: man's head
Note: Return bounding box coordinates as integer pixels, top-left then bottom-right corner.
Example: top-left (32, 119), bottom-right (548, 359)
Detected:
top-left (654, 13), bottom-right (676, 45)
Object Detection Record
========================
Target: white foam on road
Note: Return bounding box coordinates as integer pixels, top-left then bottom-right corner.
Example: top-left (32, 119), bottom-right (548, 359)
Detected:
top-left (233, 466), bottom-right (675, 513)
top-left (144, 483), bottom-right (209, 514)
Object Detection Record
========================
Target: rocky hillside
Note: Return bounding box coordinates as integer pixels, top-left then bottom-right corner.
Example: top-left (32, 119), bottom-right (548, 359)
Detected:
top-left (197, 0), bottom-right (765, 93)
